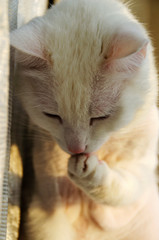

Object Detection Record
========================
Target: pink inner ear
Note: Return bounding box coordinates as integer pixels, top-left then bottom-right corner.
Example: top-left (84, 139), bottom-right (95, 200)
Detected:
top-left (10, 19), bottom-right (47, 61)
top-left (104, 39), bottom-right (148, 74)
top-left (108, 35), bottom-right (137, 59)
top-left (107, 29), bottom-right (148, 59)
top-left (139, 43), bottom-right (147, 58)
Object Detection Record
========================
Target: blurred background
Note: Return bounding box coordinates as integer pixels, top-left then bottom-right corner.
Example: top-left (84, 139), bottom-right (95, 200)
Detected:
top-left (124, 0), bottom-right (159, 70)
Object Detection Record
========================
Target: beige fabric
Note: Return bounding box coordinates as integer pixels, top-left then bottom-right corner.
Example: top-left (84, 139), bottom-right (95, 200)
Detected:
top-left (17, 0), bottom-right (48, 27)
top-left (0, 0), bottom-right (47, 240)
top-left (0, 0), bottom-right (10, 239)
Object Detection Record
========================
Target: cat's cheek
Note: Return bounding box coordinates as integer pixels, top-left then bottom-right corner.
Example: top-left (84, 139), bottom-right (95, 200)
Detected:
top-left (87, 130), bottom-right (110, 153)
top-left (55, 141), bottom-right (71, 154)
top-left (86, 141), bottom-right (104, 153)
top-left (30, 114), bottom-right (65, 143)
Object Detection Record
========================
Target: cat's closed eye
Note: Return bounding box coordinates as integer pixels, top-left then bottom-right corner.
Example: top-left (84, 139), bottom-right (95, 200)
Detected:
top-left (90, 115), bottom-right (110, 126)
top-left (43, 112), bottom-right (63, 124)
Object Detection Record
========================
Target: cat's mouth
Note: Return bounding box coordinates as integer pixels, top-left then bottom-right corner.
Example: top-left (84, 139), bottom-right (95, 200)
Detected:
top-left (59, 142), bottom-right (91, 155)
top-left (66, 145), bottom-right (96, 156)
top-left (67, 144), bottom-right (88, 155)
top-left (57, 138), bottom-right (89, 155)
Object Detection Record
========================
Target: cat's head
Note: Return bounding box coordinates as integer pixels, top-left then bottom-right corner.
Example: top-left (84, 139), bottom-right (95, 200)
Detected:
top-left (10, 0), bottom-right (151, 154)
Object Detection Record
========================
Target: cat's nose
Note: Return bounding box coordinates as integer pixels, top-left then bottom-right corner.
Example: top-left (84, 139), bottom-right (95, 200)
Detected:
top-left (68, 146), bottom-right (85, 154)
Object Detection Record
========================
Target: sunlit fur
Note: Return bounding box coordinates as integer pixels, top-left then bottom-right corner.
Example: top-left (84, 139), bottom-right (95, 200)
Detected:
top-left (11, 0), bottom-right (159, 239)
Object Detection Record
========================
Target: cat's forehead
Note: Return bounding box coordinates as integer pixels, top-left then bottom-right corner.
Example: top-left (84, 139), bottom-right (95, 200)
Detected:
top-left (50, 68), bottom-right (120, 125)
top-left (49, 28), bottom-right (102, 79)
top-left (52, 69), bottom-right (93, 123)
top-left (47, 31), bottom-right (104, 122)
top-left (47, 34), bottom-right (120, 122)
top-left (45, 4), bottom-right (106, 80)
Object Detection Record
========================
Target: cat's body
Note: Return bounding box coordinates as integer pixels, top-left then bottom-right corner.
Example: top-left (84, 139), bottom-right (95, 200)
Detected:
top-left (11, 0), bottom-right (159, 239)
top-left (26, 116), bottom-right (159, 240)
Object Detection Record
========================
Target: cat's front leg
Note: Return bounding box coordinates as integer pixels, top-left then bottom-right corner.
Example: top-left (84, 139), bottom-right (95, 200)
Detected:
top-left (68, 154), bottom-right (149, 206)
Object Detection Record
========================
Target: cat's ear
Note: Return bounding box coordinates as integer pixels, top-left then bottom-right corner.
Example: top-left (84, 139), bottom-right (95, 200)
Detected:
top-left (103, 26), bottom-right (149, 75)
top-left (10, 18), bottom-right (46, 60)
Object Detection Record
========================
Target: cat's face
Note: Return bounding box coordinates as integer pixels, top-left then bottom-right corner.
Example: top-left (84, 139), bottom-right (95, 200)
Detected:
top-left (11, 0), bottom-right (150, 154)
top-left (17, 48), bottom-right (148, 155)
top-left (18, 61), bottom-right (123, 154)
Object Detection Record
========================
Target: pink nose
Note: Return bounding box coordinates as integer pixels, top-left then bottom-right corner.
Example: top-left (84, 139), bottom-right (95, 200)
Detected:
top-left (68, 146), bottom-right (85, 154)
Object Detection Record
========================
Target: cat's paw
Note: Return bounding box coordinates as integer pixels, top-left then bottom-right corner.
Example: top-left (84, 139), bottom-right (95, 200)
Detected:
top-left (68, 154), bottom-right (108, 188)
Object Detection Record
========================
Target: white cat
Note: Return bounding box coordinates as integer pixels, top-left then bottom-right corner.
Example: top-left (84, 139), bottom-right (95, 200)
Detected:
top-left (11, 0), bottom-right (159, 239)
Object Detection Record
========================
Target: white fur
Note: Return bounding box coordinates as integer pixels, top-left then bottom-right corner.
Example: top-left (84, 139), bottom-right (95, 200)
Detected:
top-left (11, 0), bottom-right (159, 239)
